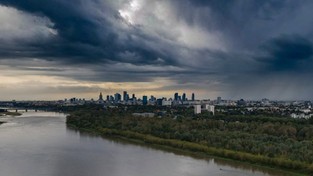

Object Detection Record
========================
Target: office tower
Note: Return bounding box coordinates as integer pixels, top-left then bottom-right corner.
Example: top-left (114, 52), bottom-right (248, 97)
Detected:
top-left (174, 93), bottom-right (179, 101)
top-left (192, 93), bottom-right (195, 101)
top-left (114, 93), bottom-right (121, 102)
top-left (106, 95), bottom-right (110, 101)
top-left (182, 93), bottom-right (186, 101)
top-left (217, 97), bottom-right (222, 104)
top-left (142, 95), bottom-right (148, 105)
top-left (99, 92), bottom-right (103, 101)
top-left (132, 94), bottom-right (135, 99)
top-left (123, 91), bottom-right (129, 101)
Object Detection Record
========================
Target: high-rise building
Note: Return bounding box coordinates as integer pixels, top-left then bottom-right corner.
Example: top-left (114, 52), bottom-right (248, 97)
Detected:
top-left (174, 93), bottom-right (179, 101)
top-left (132, 94), bottom-right (136, 99)
top-left (217, 97), bottom-right (222, 104)
top-left (142, 95), bottom-right (148, 105)
top-left (99, 92), bottom-right (103, 101)
top-left (182, 93), bottom-right (186, 101)
top-left (194, 105), bottom-right (201, 114)
top-left (114, 93), bottom-right (121, 102)
top-left (106, 95), bottom-right (110, 101)
top-left (192, 93), bottom-right (195, 101)
top-left (123, 91), bottom-right (129, 101)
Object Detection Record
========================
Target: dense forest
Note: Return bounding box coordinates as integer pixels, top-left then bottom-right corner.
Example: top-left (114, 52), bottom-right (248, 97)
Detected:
top-left (66, 105), bottom-right (313, 174)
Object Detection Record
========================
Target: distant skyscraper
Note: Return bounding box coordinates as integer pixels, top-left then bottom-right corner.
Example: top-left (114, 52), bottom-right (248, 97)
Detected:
top-left (192, 93), bottom-right (195, 101)
top-left (106, 95), bottom-right (109, 101)
top-left (142, 95), bottom-right (148, 105)
top-left (182, 93), bottom-right (186, 101)
top-left (132, 94), bottom-right (135, 99)
top-left (217, 97), bottom-right (222, 104)
top-left (114, 93), bottom-right (121, 102)
top-left (174, 93), bottom-right (179, 101)
top-left (123, 91), bottom-right (129, 101)
top-left (99, 92), bottom-right (103, 101)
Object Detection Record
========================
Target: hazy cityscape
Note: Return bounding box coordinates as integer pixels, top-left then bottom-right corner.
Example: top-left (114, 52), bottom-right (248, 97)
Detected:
top-left (1, 91), bottom-right (313, 119)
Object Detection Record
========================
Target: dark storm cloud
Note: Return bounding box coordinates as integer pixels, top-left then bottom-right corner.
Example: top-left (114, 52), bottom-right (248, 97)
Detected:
top-left (1, 0), bottom-right (313, 99)
top-left (0, 0), bottom-right (174, 66)
top-left (258, 35), bottom-right (313, 71)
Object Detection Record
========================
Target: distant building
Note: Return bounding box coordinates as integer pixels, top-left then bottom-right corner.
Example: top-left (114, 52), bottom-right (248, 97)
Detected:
top-left (204, 105), bottom-right (215, 115)
top-left (174, 93), bottom-right (179, 101)
top-left (182, 93), bottom-right (186, 101)
top-left (237, 99), bottom-right (246, 106)
top-left (132, 113), bottom-right (155, 118)
top-left (162, 99), bottom-right (172, 106)
top-left (142, 96), bottom-right (148, 105)
top-left (123, 91), bottom-right (129, 101)
top-left (99, 92), bottom-right (103, 101)
top-left (156, 98), bottom-right (163, 106)
top-left (192, 93), bottom-right (195, 101)
top-left (114, 93), bottom-right (121, 102)
top-left (217, 97), bottom-right (222, 104)
top-left (194, 105), bottom-right (201, 114)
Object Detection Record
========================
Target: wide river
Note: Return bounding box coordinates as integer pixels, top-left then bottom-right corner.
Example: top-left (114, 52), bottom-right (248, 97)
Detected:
top-left (0, 112), bottom-right (291, 176)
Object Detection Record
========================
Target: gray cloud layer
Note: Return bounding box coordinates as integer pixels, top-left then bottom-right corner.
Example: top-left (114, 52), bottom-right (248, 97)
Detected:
top-left (1, 0), bottom-right (313, 100)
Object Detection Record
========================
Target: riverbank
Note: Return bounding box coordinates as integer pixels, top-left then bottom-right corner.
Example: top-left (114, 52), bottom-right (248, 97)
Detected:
top-left (65, 106), bottom-right (313, 175)
top-left (68, 124), bottom-right (310, 176)
top-left (0, 112), bottom-right (22, 116)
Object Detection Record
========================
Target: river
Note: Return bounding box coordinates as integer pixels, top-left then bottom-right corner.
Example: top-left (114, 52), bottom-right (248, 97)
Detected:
top-left (0, 112), bottom-right (290, 176)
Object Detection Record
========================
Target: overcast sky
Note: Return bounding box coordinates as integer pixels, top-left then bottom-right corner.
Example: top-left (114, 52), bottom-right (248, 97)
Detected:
top-left (0, 0), bottom-right (313, 101)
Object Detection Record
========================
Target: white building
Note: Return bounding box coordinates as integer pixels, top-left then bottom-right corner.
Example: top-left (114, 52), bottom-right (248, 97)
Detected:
top-left (204, 104), bottom-right (215, 115)
top-left (162, 100), bottom-right (172, 106)
top-left (194, 105), bottom-right (201, 114)
top-left (132, 113), bottom-right (155, 118)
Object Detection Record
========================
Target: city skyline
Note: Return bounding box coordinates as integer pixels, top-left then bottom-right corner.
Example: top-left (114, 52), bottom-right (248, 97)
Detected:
top-left (1, 1), bottom-right (313, 100)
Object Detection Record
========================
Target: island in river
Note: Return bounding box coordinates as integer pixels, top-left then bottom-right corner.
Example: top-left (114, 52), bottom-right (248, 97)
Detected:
top-left (65, 105), bottom-right (313, 175)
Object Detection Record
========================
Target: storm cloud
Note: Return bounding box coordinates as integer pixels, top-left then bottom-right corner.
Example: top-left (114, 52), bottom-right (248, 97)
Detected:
top-left (0, 0), bottom-right (313, 100)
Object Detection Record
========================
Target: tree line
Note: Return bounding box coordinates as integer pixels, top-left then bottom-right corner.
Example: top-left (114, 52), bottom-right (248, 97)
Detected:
top-left (66, 105), bottom-right (313, 174)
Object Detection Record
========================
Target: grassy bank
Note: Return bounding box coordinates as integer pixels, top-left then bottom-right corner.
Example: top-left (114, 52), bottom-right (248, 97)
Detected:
top-left (70, 124), bottom-right (311, 175)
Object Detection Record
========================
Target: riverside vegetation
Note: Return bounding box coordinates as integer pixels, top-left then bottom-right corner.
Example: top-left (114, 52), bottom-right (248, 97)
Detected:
top-left (66, 105), bottom-right (313, 175)
top-left (0, 112), bottom-right (21, 116)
